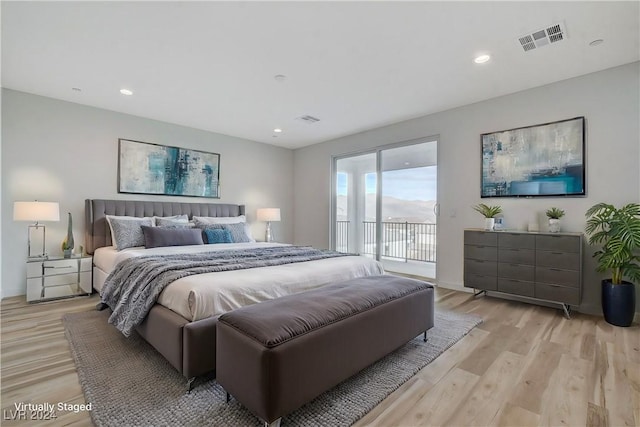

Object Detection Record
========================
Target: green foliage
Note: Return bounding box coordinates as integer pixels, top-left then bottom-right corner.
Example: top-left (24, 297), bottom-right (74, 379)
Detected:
top-left (585, 203), bottom-right (640, 284)
top-left (472, 203), bottom-right (502, 218)
top-left (545, 207), bottom-right (565, 219)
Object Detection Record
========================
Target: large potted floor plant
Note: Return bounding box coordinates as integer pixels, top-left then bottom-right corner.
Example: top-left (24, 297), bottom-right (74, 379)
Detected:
top-left (585, 202), bottom-right (640, 326)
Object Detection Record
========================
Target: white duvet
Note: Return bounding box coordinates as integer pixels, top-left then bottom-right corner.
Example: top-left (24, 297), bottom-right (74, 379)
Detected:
top-left (93, 243), bottom-right (384, 321)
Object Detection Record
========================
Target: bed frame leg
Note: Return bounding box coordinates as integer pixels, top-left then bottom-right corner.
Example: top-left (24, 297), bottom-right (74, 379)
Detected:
top-left (423, 331), bottom-right (428, 342)
top-left (226, 392), bottom-right (230, 403)
top-left (95, 302), bottom-right (108, 311)
top-left (265, 418), bottom-right (281, 427)
top-left (186, 377), bottom-right (196, 393)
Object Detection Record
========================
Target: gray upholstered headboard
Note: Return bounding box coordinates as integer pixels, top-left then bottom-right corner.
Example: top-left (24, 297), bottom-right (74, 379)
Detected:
top-left (84, 199), bottom-right (246, 254)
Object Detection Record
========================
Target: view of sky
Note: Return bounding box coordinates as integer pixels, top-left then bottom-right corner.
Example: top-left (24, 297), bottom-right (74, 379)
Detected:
top-left (337, 166), bottom-right (437, 201)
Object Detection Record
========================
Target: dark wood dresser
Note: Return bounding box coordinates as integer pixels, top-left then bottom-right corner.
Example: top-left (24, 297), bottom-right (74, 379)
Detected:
top-left (464, 229), bottom-right (583, 317)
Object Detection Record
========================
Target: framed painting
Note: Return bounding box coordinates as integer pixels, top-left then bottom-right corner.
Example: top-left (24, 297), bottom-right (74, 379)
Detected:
top-left (118, 139), bottom-right (220, 198)
top-left (481, 117), bottom-right (585, 198)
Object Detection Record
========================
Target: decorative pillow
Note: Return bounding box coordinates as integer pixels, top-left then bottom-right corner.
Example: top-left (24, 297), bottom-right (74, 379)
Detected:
top-left (193, 215), bottom-right (246, 225)
top-left (203, 228), bottom-right (233, 244)
top-left (221, 223), bottom-right (252, 243)
top-left (106, 216), bottom-right (154, 250)
top-left (154, 215), bottom-right (189, 226)
top-left (193, 216), bottom-right (255, 242)
top-left (155, 217), bottom-right (192, 227)
top-left (141, 226), bottom-right (204, 249)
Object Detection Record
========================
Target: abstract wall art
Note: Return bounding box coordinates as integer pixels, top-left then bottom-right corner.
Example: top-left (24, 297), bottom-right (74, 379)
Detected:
top-left (118, 139), bottom-right (220, 198)
top-left (481, 117), bottom-right (585, 198)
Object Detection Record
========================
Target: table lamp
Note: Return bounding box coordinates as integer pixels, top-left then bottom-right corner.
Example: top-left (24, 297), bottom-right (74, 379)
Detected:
top-left (13, 201), bottom-right (60, 258)
top-left (257, 208), bottom-right (281, 242)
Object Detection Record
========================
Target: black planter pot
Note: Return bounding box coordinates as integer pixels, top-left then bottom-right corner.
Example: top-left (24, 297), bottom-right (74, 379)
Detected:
top-left (602, 280), bottom-right (636, 327)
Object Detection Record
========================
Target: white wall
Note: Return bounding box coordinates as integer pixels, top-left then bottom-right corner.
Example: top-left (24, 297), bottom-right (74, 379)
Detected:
top-left (2, 89), bottom-right (293, 297)
top-left (293, 62), bottom-right (640, 315)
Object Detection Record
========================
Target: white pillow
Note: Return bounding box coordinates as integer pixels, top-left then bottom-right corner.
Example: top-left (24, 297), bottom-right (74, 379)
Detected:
top-left (106, 215), bottom-right (154, 250)
top-left (193, 215), bottom-right (246, 224)
top-left (153, 214), bottom-right (189, 226)
top-left (192, 215), bottom-right (255, 242)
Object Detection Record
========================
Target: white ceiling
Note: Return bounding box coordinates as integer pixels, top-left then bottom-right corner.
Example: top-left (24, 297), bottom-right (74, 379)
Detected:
top-left (2, 2), bottom-right (639, 149)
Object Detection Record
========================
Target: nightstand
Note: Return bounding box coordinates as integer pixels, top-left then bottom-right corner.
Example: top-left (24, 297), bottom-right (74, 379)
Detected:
top-left (26, 256), bottom-right (92, 302)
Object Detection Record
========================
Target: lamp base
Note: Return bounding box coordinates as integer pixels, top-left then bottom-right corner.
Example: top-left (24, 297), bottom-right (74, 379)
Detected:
top-left (28, 224), bottom-right (48, 258)
top-left (265, 222), bottom-right (274, 243)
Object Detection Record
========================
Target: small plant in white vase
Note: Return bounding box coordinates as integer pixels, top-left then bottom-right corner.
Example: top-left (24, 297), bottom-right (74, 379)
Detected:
top-left (546, 207), bottom-right (565, 233)
top-left (472, 204), bottom-right (503, 230)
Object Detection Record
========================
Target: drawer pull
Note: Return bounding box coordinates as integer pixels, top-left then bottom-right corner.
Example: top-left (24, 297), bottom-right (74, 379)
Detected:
top-left (44, 266), bottom-right (74, 270)
top-left (551, 252), bottom-right (564, 255)
top-left (549, 268), bottom-right (562, 272)
top-left (476, 245), bottom-right (485, 249)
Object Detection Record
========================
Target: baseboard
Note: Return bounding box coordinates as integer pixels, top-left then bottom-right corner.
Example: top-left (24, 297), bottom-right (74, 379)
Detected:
top-left (1, 286), bottom-right (25, 300)
top-left (435, 281), bottom-right (472, 293)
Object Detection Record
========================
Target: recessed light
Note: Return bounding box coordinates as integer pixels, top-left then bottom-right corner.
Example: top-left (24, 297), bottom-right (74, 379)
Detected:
top-left (72, 87), bottom-right (82, 92)
top-left (274, 75), bottom-right (287, 82)
top-left (120, 88), bottom-right (133, 96)
top-left (589, 39), bottom-right (604, 47)
top-left (474, 54), bottom-right (491, 64)
top-left (273, 128), bottom-right (283, 133)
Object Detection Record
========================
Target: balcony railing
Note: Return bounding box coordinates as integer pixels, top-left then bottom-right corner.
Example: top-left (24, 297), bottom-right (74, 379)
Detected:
top-left (336, 221), bottom-right (436, 263)
top-left (336, 220), bottom-right (350, 253)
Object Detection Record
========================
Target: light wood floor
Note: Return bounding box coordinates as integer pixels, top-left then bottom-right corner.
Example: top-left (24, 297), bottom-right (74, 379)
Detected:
top-left (1, 289), bottom-right (638, 427)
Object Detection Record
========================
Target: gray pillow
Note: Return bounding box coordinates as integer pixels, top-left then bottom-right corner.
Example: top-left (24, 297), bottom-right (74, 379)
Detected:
top-left (107, 216), bottom-right (154, 250)
top-left (141, 226), bottom-right (204, 248)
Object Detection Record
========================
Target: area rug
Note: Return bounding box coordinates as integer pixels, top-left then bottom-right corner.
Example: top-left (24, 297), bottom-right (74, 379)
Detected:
top-left (63, 309), bottom-right (481, 427)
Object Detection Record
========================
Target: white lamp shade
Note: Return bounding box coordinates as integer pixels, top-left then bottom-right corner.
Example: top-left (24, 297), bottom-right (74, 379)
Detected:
top-left (13, 201), bottom-right (60, 222)
top-left (257, 208), bottom-right (281, 222)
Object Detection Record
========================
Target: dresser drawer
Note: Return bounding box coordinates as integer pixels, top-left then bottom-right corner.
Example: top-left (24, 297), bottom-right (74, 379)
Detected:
top-left (464, 244), bottom-right (497, 261)
top-left (464, 273), bottom-right (497, 291)
top-left (535, 283), bottom-right (580, 305)
top-left (536, 251), bottom-right (580, 270)
top-left (498, 278), bottom-right (535, 297)
top-left (464, 259), bottom-right (497, 277)
top-left (536, 267), bottom-right (579, 288)
top-left (43, 259), bottom-right (79, 276)
top-left (464, 230), bottom-right (497, 246)
top-left (499, 248), bottom-right (535, 265)
top-left (498, 233), bottom-right (535, 249)
top-left (498, 262), bottom-right (534, 281)
top-left (535, 235), bottom-right (580, 253)
top-left (43, 273), bottom-right (78, 287)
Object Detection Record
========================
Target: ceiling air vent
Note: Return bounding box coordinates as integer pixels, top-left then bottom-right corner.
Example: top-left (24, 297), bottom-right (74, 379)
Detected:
top-left (296, 115), bottom-right (320, 124)
top-left (518, 22), bottom-right (567, 52)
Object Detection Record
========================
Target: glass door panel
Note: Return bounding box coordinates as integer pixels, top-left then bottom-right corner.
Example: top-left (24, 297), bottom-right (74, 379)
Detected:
top-left (380, 141), bottom-right (437, 278)
top-left (335, 153), bottom-right (377, 255)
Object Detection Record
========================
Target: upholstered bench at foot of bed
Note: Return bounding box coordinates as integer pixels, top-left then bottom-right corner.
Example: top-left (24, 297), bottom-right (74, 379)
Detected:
top-left (216, 274), bottom-right (435, 426)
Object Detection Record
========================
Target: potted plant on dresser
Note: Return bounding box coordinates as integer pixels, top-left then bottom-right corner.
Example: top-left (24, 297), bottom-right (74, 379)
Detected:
top-left (472, 203), bottom-right (502, 231)
top-left (546, 207), bottom-right (565, 233)
top-left (585, 202), bottom-right (640, 326)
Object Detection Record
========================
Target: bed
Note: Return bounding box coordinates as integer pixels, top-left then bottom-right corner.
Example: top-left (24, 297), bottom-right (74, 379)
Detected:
top-left (85, 199), bottom-right (384, 383)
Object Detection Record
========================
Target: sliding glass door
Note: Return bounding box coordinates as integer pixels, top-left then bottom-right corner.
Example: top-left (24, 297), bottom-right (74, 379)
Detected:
top-left (332, 139), bottom-right (437, 278)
